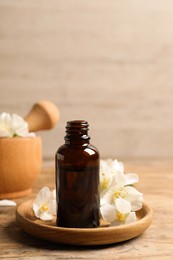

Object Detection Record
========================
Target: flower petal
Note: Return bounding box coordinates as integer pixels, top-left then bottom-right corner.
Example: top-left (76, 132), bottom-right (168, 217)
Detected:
top-left (27, 132), bottom-right (36, 137)
top-left (100, 159), bottom-right (124, 176)
top-left (15, 125), bottom-right (29, 137)
top-left (100, 188), bottom-right (115, 205)
top-left (125, 173), bottom-right (139, 185)
top-left (100, 203), bottom-right (116, 223)
top-left (0, 113), bottom-right (13, 137)
top-left (115, 171), bottom-right (126, 189)
top-left (125, 212), bottom-right (136, 224)
top-left (115, 198), bottom-right (131, 214)
top-left (12, 114), bottom-right (27, 131)
top-left (39, 211), bottom-right (53, 221)
top-left (35, 187), bottom-right (50, 206)
top-left (52, 189), bottom-right (56, 199)
top-left (33, 203), bottom-right (41, 218)
top-left (112, 159), bottom-right (124, 174)
top-left (124, 186), bottom-right (143, 211)
top-left (48, 199), bottom-right (56, 215)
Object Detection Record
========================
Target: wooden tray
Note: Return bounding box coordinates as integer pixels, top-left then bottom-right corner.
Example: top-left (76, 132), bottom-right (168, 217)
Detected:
top-left (16, 200), bottom-right (152, 246)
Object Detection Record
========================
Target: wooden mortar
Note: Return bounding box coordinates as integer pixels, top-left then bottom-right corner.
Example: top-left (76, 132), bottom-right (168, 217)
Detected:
top-left (0, 100), bottom-right (60, 199)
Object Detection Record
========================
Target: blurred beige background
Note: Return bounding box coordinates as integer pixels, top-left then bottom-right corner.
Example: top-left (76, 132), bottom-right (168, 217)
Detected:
top-left (0, 0), bottom-right (173, 160)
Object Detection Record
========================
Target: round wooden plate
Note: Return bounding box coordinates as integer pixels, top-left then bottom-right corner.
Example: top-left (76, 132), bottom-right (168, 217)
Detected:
top-left (16, 200), bottom-right (152, 246)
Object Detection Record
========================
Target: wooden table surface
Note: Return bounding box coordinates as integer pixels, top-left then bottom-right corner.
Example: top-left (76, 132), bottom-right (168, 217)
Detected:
top-left (0, 159), bottom-right (173, 259)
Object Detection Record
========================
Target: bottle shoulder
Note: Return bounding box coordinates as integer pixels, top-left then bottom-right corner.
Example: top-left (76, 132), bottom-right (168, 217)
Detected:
top-left (85, 144), bottom-right (100, 157)
top-left (56, 144), bottom-right (68, 153)
top-left (55, 143), bottom-right (99, 159)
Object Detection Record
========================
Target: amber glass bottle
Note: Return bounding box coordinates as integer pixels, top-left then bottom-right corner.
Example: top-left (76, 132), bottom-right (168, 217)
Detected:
top-left (55, 120), bottom-right (100, 228)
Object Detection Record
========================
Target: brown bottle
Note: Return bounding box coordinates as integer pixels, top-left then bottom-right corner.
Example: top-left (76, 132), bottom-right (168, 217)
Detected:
top-left (55, 120), bottom-right (100, 228)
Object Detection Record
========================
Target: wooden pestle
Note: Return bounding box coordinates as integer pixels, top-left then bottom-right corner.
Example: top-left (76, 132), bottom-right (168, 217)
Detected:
top-left (25, 100), bottom-right (60, 132)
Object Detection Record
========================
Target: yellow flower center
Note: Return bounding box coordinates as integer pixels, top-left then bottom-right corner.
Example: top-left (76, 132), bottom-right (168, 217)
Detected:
top-left (101, 178), bottom-right (108, 190)
top-left (117, 212), bottom-right (126, 222)
top-left (101, 173), bottom-right (108, 190)
top-left (40, 204), bottom-right (49, 212)
top-left (113, 188), bottom-right (128, 200)
top-left (113, 190), bottom-right (121, 199)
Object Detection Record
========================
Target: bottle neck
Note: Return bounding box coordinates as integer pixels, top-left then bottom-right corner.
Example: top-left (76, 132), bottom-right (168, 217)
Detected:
top-left (64, 120), bottom-right (90, 145)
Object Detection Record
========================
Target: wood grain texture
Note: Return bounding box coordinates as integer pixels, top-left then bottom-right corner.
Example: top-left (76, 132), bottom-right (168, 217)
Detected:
top-left (0, 159), bottom-right (173, 259)
top-left (1, 1), bottom-right (173, 159)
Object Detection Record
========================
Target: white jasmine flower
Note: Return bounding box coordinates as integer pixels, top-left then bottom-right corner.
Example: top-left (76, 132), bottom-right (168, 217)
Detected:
top-left (0, 112), bottom-right (35, 138)
top-left (33, 187), bottom-right (56, 221)
top-left (100, 197), bottom-right (136, 225)
top-left (101, 171), bottom-right (143, 211)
